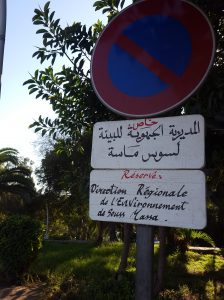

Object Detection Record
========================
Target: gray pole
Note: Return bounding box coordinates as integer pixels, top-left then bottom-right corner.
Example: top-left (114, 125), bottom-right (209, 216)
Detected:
top-left (135, 225), bottom-right (154, 300)
top-left (0, 0), bottom-right (6, 96)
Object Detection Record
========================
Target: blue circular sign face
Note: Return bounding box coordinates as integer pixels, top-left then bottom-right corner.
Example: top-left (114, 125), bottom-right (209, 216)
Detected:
top-left (109, 15), bottom-right (192, 97)
top-left (91, 0), bottom-right (215, 117)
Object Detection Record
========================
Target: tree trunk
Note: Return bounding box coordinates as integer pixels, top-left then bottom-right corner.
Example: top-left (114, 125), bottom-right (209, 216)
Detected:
top-left (95, 221), bottom-right (105, 245)
top-left (117, 223), bottom-right (131, 280)
top-left (109, 222), bottom-right (117, 241)
top-left (44, 201), bottom-right (49, 240)
top-left (154, 227), bottom-right (167, 296)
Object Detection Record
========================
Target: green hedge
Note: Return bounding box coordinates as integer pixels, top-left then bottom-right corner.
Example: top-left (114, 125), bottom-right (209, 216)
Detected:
top-left (0, 215), bottom-right (44, 282)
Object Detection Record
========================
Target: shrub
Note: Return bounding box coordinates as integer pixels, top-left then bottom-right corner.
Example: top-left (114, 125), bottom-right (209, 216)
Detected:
top-left (0, 215), bottom-right (44, 282)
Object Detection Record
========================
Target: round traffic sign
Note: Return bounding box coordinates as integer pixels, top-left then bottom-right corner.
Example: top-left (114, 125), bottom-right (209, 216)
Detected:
top-left (91, 0), bottom-right (215, 117)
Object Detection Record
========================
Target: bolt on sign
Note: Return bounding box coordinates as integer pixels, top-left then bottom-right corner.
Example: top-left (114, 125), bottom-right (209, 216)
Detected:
top-left (89, 169), bottom-right (206, 229)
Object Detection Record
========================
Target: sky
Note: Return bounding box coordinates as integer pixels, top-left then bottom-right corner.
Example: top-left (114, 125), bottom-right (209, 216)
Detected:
top-left (0, 0), bottom-right (115, 169)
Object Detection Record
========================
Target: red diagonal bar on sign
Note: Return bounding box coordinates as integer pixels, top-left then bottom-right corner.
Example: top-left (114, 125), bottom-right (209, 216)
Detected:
top-left (117, 34), bottom-right (181, 86)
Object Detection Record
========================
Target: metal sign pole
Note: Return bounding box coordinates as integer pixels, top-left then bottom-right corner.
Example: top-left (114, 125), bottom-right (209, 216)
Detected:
top-left (0, 0), bottom-right (6, 95)
top-left (136, 225), bottom-right (154, 300)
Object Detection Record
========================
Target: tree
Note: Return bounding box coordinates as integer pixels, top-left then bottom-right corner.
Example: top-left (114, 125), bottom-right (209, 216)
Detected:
top-left (23, 1), bottom-right (123, 142)
top-left (35, 132), bottom-right (95, 240)
top-left (0, 148), bottom-right (36, 214)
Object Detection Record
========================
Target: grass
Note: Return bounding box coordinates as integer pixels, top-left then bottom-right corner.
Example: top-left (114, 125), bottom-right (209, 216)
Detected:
top-left (29, 241), bottom-right (224, 299)
top-left (30, 241), bottom-right (135, 299)
top-left (160, 249), bottom-right (224, 299)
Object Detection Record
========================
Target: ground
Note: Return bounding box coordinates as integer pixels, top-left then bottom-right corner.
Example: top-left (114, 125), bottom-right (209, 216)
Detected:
top-left (0, 284), bottom-right (44, 300)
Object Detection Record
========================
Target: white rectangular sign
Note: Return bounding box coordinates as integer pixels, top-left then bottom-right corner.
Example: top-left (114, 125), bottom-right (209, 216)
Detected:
top-left (91, 115), bottom-right (205, 169)
top-left (89, 169), bottom-right (206, 229)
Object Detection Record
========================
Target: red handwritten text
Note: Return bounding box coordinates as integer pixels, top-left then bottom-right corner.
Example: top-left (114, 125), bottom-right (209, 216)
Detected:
top-left (121, 169), bottom-right (162, 180)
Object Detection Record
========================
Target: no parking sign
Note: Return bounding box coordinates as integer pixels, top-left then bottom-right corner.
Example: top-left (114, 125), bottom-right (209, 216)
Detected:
top-left (91, 0), bottom-right (215, 117)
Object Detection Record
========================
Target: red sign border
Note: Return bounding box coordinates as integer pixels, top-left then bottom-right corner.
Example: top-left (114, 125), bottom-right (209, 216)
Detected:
top-left (91, 0), bottom-right (215, 117)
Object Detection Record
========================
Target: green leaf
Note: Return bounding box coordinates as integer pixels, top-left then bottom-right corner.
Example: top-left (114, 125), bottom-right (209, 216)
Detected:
top-left (33, 8), bottom-right (42, 16)
top-left (36, 92), bottom-right (43, 99)
top-left (49, 11), bottom-right (55, 22)
top-left (34, 127), bottom-right (42, 133)
top-left (28, 84), bottom-right (37, 89)
top-left (23, 79), bottom-right (35, 86)
top-left (34, 70), bottom-right (39, 79)
top-left (29, 122), bottom-right (39, 128)
top-left (36, 29), bottom-right (48, 34)
top-left (33, 20), bottom-right (45, 26)
top-left (102, 8), bottom-right (111, 14)
top-left (51, 53), bottom-right (56, 65)
top-left (41, 129), bottom-right (47, 137)
top-left (44, 1), bottom-right (50, 12)
top-left (114, 0), bottom-right (120, 8)
top-left (53, 19), bottom-right (60, 28)
top-left (29, 88), bottom-right (38, 94)
top-left (32, 51), bottom-right (40, 58)
top-left (40, 55), bottom-right (46, 64)
top-left (43, 32), bottom-right (53, 39)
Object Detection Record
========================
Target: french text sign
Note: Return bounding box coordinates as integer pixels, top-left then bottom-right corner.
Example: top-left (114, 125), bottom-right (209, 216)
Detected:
top-left (89, 169), bottom-right (206, 229)
top-left (91, 115), bottom-right (204, 169)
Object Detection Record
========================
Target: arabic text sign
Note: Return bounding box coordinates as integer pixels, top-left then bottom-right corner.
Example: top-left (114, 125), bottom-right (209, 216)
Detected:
top-left (89, 169), bottom-right (206, 229)
top-left (91, 115), bottom-right (204, 169)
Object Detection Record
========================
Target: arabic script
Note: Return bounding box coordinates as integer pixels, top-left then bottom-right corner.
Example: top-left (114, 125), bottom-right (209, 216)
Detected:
top-left (92, 115), bottom-right (204, 169)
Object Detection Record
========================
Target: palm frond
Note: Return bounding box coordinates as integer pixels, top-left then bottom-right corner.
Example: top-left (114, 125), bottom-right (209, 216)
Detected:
top-left (0, 147), bottom-right (36, 204)
top-left (0, 147), bottom-right (19, 166)
top-left (190, 230), bottom-right (215, 247)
